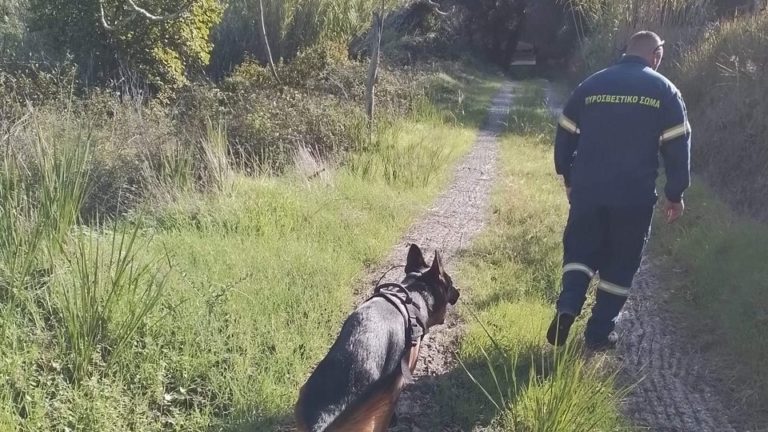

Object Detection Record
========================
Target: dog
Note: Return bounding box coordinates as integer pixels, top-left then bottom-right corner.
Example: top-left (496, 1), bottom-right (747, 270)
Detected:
top-left (295, 244), bottom-right (460, 432)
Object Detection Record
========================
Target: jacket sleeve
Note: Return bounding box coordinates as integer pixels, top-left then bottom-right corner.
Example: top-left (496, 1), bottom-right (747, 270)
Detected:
top-left (659, 90), bottom-right (692, 203)
top-left (554, 86), bottom-right (583, 186)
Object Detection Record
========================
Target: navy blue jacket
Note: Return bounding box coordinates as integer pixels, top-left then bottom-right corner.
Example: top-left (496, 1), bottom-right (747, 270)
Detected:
top-left (555, 55), bottom-right (691, 206)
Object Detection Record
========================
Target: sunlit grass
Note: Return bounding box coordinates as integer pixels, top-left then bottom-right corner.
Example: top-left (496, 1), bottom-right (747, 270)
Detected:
top-left (0, 67), bottom-right (497, 430)
top-left (652, 179), bottom-right (768, 421)
top-left (440, 82), bottom-right (627, 431)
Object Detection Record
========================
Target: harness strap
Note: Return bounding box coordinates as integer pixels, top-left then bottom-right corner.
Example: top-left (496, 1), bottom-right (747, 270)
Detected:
top-left (369, 281), bottom-right (427, 385)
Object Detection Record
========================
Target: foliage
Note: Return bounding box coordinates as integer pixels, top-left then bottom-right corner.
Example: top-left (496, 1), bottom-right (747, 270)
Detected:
top-left (675, 14), bottom-right (768, 218)
top-left (0, 65), bottom-right (487, 430)
top-left (567, 0), bottom-right (713, 76)
top-left (0, 0), bottom-right (27, 58)
top-left (456, 0), bottom-right (528, 67)
top-left (28, 0), bottom-right (222, 90)
top-left (0, 62), bottom-right (79, 124)
top-left (210, 0), bottom-right (400, 76)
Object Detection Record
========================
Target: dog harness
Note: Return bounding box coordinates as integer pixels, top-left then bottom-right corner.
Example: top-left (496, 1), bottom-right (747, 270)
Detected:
top-left (368, 273), bottom-right (427, 384)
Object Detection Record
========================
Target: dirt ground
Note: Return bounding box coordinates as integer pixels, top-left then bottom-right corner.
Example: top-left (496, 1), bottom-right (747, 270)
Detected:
top-left (355, 83), bottom-right (517, 432)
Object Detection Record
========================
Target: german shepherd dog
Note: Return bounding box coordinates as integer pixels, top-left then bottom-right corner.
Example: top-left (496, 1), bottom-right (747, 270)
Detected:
top-left (295, 244), bottom-right (460, 432)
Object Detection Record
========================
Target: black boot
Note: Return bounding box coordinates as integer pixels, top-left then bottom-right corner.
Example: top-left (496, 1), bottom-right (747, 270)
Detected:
top-left (546, 312), bottom-right (576, 346)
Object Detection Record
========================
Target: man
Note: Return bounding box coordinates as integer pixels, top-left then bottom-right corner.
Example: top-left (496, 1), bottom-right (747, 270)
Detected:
top-left (547, 31), bottom-right (691, 350)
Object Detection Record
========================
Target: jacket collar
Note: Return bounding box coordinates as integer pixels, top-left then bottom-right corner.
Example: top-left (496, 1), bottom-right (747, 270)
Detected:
top-left (619, 55), bottom-right (651, 67)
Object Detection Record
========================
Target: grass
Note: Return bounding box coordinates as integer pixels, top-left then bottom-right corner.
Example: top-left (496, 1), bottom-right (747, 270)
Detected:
top-left (0, 67), bottom-right (498, 431)
top-left (437, 81), bottom-right (627, 431)
top-left (427, 65), bottom-right (506, 128)
top-left (651, 179), bottom-right (768, 427)
top-left (673, 13), bottom-right (768, 219)
top-left (142, 120), bottom-right (477, 430)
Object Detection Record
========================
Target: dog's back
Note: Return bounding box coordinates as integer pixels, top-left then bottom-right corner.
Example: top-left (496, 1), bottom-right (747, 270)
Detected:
top-left (295, 244), bottom-right (459, 431)
top-left (295, 299), bottom-right (406, 431)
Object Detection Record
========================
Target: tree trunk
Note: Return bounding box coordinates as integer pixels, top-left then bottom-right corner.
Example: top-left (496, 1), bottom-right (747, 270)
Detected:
top-left (259, 0), bottom-right (280, 83)
top-left (365, 12), bottom-right (384, 122)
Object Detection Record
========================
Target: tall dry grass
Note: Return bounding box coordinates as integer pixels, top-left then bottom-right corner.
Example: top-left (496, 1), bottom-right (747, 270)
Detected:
top-left (675, 13), bottom-right (768, 218)
top-left (569, 0), bottom-right (713, 76)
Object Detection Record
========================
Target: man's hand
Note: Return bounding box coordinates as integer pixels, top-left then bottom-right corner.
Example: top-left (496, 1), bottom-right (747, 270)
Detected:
top-left (664, 199), bottom-right (684, 224)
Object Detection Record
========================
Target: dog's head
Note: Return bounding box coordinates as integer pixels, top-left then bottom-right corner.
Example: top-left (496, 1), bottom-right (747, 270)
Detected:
top-left (405, 244), bottom-right (460, 326)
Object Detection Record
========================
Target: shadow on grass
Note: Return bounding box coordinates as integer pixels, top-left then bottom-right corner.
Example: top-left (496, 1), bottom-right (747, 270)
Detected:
top-left (432, 344), bottom-right (556, 430)
top-left (210, 347), bottom-right (551, 432)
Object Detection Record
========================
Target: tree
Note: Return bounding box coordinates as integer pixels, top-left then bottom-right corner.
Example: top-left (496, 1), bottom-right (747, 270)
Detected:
top-left (29, 0), bottom-right (222, 91)
top-left (0, 0), bottom-right (27, 59)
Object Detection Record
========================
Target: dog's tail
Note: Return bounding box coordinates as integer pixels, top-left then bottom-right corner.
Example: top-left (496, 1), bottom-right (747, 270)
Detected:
top-left (324, 371), bottom-right (405, 432)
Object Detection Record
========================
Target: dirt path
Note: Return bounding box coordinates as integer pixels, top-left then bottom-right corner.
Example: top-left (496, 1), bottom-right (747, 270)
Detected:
top-left (544, 82), bottom-right (739, 432)
top-left (353, 82), bottom-right (516, 432)
top-left (618, 261), bottom-right (738, 432)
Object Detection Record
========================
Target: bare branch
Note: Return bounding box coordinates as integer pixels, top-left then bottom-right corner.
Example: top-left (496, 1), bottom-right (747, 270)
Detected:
top-left (426, 0), bottom-right (450, 16)
top-left (126, 0), bottom-right (193, 22)
top-left (365, 12), bottom-right (384, 122)
top-left (259, 0), bottom-right (280, 83)
top-left (99, 0), bottom-right (115, 30)
top-left (100, 0), bottom-right (193, 31)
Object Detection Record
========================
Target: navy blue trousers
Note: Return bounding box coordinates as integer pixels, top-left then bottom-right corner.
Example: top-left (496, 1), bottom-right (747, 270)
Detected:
top-left (557, 201), bottom-right (653, 343)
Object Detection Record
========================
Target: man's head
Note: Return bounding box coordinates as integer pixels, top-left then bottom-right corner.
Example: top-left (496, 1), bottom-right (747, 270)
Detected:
top-left (626, 31), bottom-right (665, 70)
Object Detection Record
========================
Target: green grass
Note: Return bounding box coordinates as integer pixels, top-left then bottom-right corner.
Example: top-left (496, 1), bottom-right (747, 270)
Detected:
top-left (652, 180), bottom-right (768, 425)
top-left (427, 66), bottom-right (505, 128)
top-left (0, 68), bottom-right (495, 431)
top-left (436, 82), bottom-right (627, 431)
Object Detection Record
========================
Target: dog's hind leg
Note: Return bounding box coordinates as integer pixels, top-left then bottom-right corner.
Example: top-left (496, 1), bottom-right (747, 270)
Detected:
top-left (326, 372), bottom-right (404, 432)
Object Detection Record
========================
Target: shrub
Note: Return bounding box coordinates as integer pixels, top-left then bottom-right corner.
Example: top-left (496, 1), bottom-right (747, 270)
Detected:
top-left (569, 0), bottom-right (713, 78)
top-left (675, 15), bottom-right (768, 218)
top-left (28, 0), bottom-right (223, 91)
top-left (279, 40), bottom-right (354, 87)
top-left (209, 0), bottom-right (399, 77)
top-left (0, 0), bottom-right (27, 58)
top-left (225, 88), bottom-right (368, 171)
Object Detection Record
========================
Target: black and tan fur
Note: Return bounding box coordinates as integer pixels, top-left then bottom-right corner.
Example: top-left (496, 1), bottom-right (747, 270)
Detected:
top-left (295, 244), bottom-right (459, 432)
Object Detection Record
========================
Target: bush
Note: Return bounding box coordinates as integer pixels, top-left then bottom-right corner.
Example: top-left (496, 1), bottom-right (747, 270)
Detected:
top-left (2, 93), bottom-right (184, 220)
top-left (209, 0), bottom-right (399, 77)
top-left (675, 15), bottom-right (768, 218)
top-left (215, 42), bottom-right (436, 171)
top-left (0, 0), bottom-right (27, 58)
top-left (569, 0), bottom-right (713, 79)
top-left (225, 88), bottom-right (368, 170)
top-left (280, 40), bottom-right (353, 87)
top-left (0, 29), bottom-right (449, 220)
top-left (0, 62), bottom-right (79, 124)
top-left (28, 0), bottom-right (223, 91)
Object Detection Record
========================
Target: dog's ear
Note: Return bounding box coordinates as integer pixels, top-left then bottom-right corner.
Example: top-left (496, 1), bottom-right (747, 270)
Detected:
top-left (405, 244), bottom-right (428, 275)
top-left (424, 250), bottom-right (443, 280)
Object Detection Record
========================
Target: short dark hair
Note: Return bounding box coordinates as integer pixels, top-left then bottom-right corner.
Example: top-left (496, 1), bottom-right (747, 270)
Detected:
top-left (627, 31), bottom-right (665, 55)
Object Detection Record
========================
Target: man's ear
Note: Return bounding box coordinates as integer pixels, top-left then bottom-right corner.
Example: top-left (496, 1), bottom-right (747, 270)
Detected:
top-left (405, 244), bottom-right (428, 275)
top-left (424, 250), bottom-right (443, 279)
